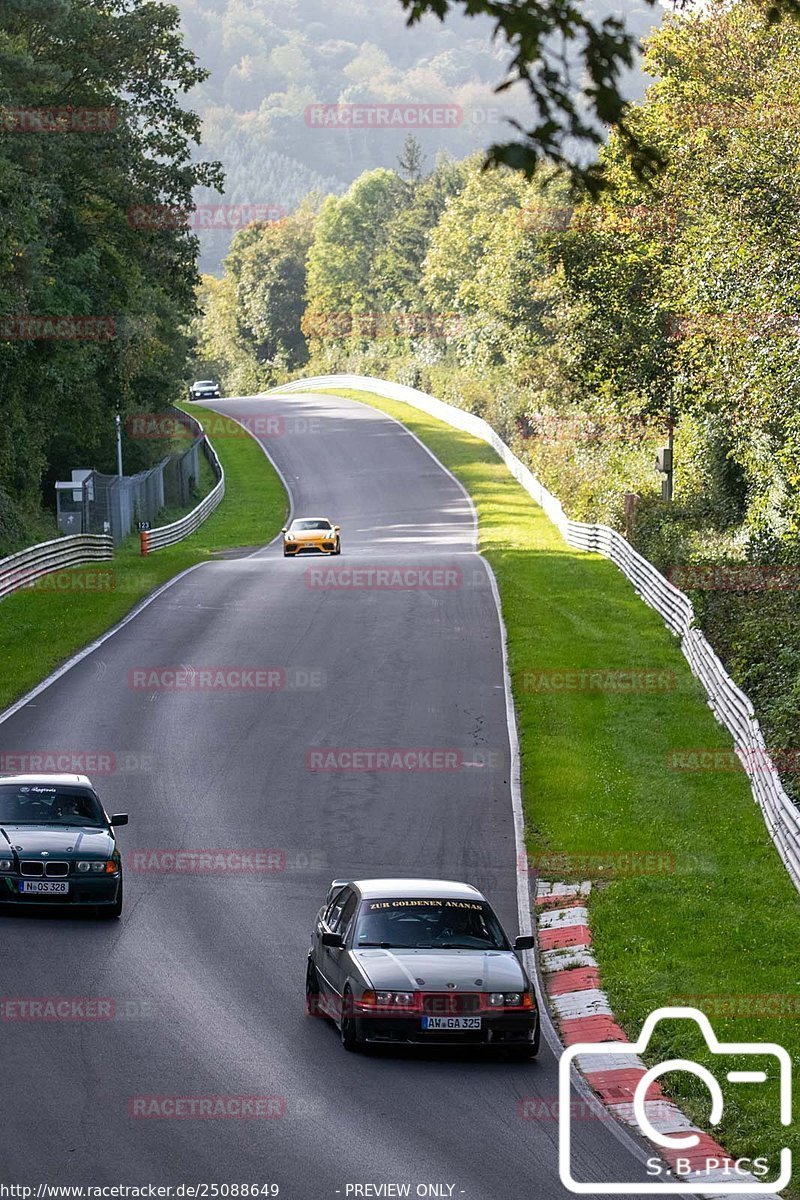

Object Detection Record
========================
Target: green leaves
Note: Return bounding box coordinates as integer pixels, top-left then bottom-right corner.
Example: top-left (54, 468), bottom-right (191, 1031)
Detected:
top-left (0, 0), bottom-right (221, 550)
top-left (397, 0), bottom-right (665, 191)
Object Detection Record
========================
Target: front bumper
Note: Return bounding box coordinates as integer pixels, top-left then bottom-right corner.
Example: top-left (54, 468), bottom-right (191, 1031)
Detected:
top-left (0, 874), bottom-right (122, 908)
top-left (284, 541), bottom-right (337, 555)
top-left (354, 1012), bottom-right (538, 1047)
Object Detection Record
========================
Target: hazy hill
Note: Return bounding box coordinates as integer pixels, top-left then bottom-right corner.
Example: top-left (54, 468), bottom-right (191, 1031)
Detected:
top-left (174, 0), bottom-right (662, 271)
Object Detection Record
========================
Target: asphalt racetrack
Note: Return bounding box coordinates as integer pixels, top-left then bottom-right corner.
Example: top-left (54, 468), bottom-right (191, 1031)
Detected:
top-left (0, 391), bottom-right (667, 1199)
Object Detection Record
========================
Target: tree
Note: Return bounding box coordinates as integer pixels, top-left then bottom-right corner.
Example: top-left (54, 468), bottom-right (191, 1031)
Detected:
top-left (0, 0), bottom-right (222, 549)
top-left (376, 155), bottom-right (467, 308)
top-left (234, 210), bottom-right (316, 370)
top-left (304, 169), bottom-right (407, 333)
top-left (398, 135), bottom-right (426, 183)
top-left (397, 0), bottom-right (800, 191)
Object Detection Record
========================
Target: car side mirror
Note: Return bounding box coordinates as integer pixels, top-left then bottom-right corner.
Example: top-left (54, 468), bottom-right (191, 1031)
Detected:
top-left (334, 525), bottom-right (341, 532)
top-left (281, 528), bottom-right (287, 533)
top-left (110, 814), bottom-right (129, 827)
top-left (514, 934), bottom-right (536, 952)
top-left (322, 931), bottom-right (345, 949)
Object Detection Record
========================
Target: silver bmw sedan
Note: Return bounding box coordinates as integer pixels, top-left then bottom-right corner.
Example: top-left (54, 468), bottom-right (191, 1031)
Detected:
top-left (306, 877), bottom-right (540, 1058)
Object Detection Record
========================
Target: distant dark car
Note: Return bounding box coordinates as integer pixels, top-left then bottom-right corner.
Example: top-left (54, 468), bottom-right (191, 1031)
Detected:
top-left (188, 379), bottom-right (221, 401)
top-left (306, 878), bottom-right (540, 1057)
top-left (0, 774), bottom-right (128, 919)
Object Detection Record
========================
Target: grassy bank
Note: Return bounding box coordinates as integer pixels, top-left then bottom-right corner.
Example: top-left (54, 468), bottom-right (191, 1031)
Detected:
top-left (0, 403), bottom-right (287, 712)
top-left (315, 386), bottom-right (799, 1186)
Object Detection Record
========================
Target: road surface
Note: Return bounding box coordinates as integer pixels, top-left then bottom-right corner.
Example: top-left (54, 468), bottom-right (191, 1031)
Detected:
top-left (0, 390), bottom-right (660, 1198)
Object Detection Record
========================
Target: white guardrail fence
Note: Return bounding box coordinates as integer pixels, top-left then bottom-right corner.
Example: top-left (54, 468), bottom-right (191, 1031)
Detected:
top-left (0, 534), bottom-right (114, 601)
top-left (0, 410), bottom-right (224, 597)
top-left (275, 373), bottom-right (800, 893)
top-left (140, 409), bottom-right (225, 554)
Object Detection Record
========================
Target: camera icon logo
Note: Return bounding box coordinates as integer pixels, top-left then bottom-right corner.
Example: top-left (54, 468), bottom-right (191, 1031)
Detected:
top-left (558, 1007), bottom-right (792, 1194)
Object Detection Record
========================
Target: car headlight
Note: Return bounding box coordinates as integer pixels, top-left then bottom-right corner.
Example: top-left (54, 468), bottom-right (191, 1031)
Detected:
top-left (489, 991), bottom-right (530, 1008)
top-left (368, 990), bottom-right (417, 1009)
top-left (0, 859), bottom-right (13, 872)
top-left (77, 860), bottom-right (117, 874)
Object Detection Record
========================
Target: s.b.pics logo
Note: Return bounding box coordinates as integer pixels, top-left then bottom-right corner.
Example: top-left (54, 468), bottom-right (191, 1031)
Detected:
top-left (559, 1008), bottom-right (792, 1194)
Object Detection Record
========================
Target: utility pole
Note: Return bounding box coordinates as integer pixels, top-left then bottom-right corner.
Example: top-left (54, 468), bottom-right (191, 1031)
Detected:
top-left (656, 399), bottom-right (675, 501)
top-left (115, 411), bottom-right (123, 477)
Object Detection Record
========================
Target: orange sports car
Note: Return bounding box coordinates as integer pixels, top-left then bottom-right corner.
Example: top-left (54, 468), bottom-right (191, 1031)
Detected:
top-left (282, 517), bottom-right (341, 557)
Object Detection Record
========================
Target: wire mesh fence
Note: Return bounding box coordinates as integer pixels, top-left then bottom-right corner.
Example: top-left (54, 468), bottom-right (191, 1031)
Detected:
top-left (56, 415), bottom-right (203, 544)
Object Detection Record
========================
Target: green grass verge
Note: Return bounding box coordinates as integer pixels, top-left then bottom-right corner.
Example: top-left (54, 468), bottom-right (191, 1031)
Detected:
top-left (0, 403), bottom-right (288, 712)
top-left (316, 386), bottom-right (800, 1189)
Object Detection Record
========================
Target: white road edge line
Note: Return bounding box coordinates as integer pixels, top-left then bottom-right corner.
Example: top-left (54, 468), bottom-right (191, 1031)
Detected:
top-left (0, 562), bottom-right (208, 729)
top-left (280, 385), bottom-right (675, 1176)
top-left (201, 399), bottom-right (295, 558)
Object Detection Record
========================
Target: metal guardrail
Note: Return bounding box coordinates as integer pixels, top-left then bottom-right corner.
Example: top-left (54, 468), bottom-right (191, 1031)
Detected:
top-left (276, 373), bottom-right (800, 892)
top-left (140, 410), bottom-right (225, 554)
top-left (0, 534), bottom-right (114, 601)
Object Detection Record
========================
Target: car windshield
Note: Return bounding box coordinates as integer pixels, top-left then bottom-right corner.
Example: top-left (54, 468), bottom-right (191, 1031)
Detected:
top-left (0, 783), bottom-right (106, 828)
top-left (195, 381), bottom-right (215, 387)
top-left (292, 519), bottom-right (332, 531)
top-left (353, 898), bottom-right (509, 950)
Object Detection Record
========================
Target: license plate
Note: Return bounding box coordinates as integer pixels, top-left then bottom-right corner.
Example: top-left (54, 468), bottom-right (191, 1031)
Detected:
top-left (19, 881), bottom-right (69, 896)
top-left (421, 1016), bottom-right (482, 1031)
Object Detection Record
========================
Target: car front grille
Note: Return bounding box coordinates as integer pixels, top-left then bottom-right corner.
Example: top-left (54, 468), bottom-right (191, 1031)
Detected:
top-left (19, 861), bottom-right (70, 878)
top-left (421, 992), bottom-right (482, 1016)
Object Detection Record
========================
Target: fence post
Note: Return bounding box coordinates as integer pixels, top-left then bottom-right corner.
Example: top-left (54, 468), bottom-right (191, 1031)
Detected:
top-left (140, 529), bottom-right (150, 556)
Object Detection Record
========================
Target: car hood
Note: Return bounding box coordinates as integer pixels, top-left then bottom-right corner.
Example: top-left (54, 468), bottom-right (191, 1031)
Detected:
top-left (351, 948), bottom-right (526, 992)
top-left (0, 825), bottom-right (114, 857)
